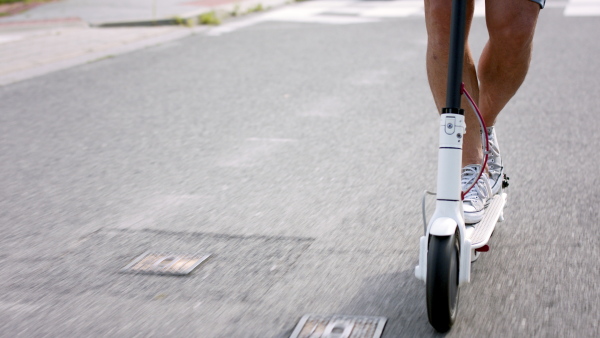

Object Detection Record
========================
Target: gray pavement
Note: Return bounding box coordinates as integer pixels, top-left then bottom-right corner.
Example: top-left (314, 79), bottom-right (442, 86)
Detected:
top-left (1, 1), bottom-right (600, 337)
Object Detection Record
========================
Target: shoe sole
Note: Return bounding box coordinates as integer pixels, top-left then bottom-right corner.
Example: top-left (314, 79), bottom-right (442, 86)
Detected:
top-left (464, 210), bottom-right (484, 224)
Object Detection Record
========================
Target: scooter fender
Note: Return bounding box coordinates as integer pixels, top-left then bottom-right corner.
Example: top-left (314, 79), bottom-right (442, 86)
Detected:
top-left (415, 217), bottom-right (457, 282)
top-left (429, 217), bottom-right (457, 236)
top-left (425, 216), bottom-right (472, 285)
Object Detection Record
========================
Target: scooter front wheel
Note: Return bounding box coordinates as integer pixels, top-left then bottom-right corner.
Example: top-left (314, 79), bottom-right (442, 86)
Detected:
top-left (426, 232), bottom-right (460, 332)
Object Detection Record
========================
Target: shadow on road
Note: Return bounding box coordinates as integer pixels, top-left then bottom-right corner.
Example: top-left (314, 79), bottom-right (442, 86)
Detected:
top-left (338, 268), bottom-right (448, 337)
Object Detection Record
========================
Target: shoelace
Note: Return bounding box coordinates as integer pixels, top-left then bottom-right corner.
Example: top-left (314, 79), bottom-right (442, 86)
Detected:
top-left (461, 165), bottom-right (491, 202)
top-left (487, 129), bottom-right (502, 178)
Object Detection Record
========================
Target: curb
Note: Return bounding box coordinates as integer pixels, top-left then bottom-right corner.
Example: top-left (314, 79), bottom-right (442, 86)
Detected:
top-left (94, 0), bottom-right (293, 27)
top-left (0, 0), bottom-right (294, 30)
top-left (95, 8), bottom-right (209, 28)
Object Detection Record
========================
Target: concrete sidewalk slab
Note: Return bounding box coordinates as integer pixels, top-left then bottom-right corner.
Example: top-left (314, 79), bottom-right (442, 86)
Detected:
top-left (0, 0), bottom-right (208, 26)
top-left (0, 25), bottom-right (203, 86)
top-left (0, 17), bottom-right (88, 33)
top-left (0, 0), bottom-right (291, 26)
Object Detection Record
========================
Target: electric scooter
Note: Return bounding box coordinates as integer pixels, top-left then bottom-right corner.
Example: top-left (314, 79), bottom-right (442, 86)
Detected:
top-left (414, 0), bottom-right (509, 332)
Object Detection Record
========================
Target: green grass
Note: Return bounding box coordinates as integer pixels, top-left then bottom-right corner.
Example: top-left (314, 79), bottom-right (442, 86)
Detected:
top-left (198, 11), bottom-right (221, 25)
top-left (247, 3), bottom-right (264, 13)
top-left (174, 16), bottom-right (195, 27)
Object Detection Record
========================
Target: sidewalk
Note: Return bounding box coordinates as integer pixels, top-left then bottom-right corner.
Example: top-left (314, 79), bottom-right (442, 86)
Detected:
top-left (0, 0), bottom-right (291, 86)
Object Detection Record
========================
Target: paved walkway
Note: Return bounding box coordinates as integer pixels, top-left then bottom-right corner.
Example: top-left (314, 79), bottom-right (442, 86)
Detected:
top-left (0, 0), bottom-right (258, 26)
top-left (0, 0), bottom-right (290, 86)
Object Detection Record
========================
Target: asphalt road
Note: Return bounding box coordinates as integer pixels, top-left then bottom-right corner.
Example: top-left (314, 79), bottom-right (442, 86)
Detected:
top-left (1, 3), bottom-right (599, 337)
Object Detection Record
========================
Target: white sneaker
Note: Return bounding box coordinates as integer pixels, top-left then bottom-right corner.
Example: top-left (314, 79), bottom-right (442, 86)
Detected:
top-left (487, 126), bottom-right (504, 196)
top-left (462, 164), bottom-right (492, 224)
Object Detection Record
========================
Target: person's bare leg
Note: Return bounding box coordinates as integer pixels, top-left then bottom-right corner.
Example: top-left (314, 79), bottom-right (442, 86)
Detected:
top-left (478, 0), bottom-right (540, 127)
top-left (424, 0), bottom-right (482, 167)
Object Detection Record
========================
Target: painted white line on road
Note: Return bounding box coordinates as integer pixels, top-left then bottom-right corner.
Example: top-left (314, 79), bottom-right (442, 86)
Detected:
top-left (0, 35), bottom-right (23, 44)
top-left (269, 14), bottom-right (378, 24)
top-left (546, 1), bottom-right (569, 8)
top-left (207, 0), bottom-right (600, 37)
top-left (208, 4), bottom-right (378, 35)
top-left (264, 6), bottom-right (378, 24)
top-left (361, 7), bottom-right (422, 18)
top-left (265, 7), bottom-right (330, 16)
top-left (207, 16), bottom-right (266, 36)
top-left (473, 0), bottom-right (486, 17)
top-left (297, 1), bottom-right (353, 9)
top-left (327, 7), bottom-right (367, 15)
top-left (565, 0), bottom-right (600, 16)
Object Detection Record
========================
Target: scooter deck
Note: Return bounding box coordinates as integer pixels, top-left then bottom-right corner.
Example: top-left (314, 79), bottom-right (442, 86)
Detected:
top-left (468, 192), bottom-right (507, 249)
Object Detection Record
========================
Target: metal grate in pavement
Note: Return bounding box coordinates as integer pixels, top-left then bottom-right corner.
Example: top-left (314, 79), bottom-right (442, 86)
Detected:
top-left (289, 314), bottom-right (386, 338)
top-left (121, 251), bottom-right (210, 276)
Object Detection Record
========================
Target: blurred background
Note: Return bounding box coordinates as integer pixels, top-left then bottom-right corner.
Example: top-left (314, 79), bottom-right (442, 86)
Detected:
top-left (1, 0), bottom-right (599, 336)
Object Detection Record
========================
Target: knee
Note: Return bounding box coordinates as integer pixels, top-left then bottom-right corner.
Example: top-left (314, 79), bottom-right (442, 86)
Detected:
top-left (487, 15), bottom-right (537, 50)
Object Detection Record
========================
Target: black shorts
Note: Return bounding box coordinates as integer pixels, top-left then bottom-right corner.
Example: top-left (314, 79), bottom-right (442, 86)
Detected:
top-left (530, 0), bottom-right (545, 9)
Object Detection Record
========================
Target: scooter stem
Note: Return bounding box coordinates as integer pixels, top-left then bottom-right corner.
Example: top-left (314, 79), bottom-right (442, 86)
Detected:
top-left (446, 0), bottom-right (468, 110)
top-left (429, 0), bottom-right (468, 230)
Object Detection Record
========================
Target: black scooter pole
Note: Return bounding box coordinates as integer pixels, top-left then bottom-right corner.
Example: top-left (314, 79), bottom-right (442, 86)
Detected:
top-left (444, 0), bottom-right (468, 113)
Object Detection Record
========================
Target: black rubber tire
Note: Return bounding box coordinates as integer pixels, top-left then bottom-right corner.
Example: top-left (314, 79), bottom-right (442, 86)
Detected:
top-left (426, 232), bottom-right (460, 332)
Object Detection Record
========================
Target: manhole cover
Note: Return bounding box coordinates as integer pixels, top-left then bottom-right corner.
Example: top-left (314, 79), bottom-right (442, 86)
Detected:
top-left (121, 251), bottom-right (210, 276)
top-left (289, 314), bottom-right (386, 338)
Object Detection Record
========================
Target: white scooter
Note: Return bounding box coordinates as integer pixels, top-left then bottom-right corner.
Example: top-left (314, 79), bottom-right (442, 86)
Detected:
top-left (414, 0), bottom-right (509, 332)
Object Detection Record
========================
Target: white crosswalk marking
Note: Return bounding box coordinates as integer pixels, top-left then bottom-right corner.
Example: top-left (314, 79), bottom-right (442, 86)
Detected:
top-left (258, 0), bottom-right (488, 22)
top-left (473, 1), bottom-right (486, 17)
top-left (207, 0), bottom-right (599, 36)
top-left (262, 6), bottom-right (378, 24)
top-left (564, 0), bottom-right (600, 16)
top-left (267, 0), bottom-right (600, 23)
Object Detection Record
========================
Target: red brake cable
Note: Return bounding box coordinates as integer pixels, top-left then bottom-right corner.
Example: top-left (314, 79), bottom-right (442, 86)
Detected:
top-left (460, 83), bottom-right (489, 200)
